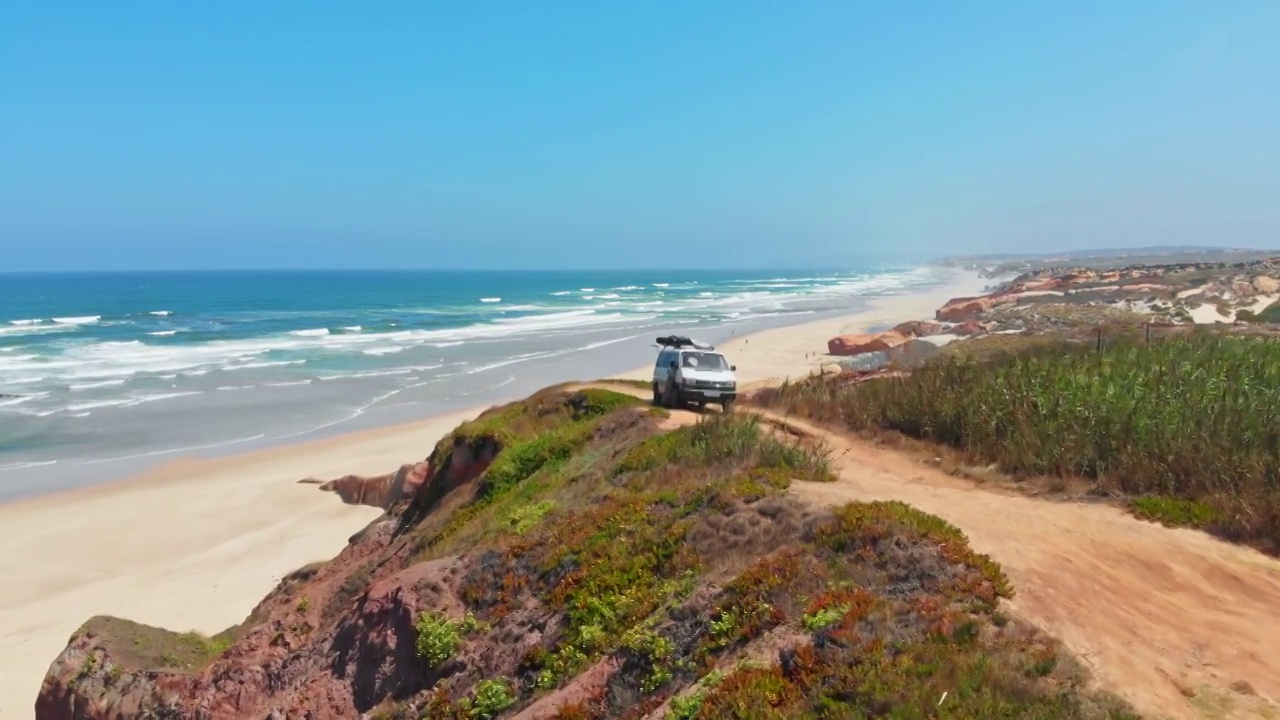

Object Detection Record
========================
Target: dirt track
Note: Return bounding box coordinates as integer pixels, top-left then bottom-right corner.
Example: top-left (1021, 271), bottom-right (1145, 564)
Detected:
top-left (586, 382), bottom-right (1280, 720)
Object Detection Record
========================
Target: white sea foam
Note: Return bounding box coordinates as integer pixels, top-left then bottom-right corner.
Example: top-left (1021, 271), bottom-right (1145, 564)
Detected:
top-left (362, 346), bottom-right (407, 356)
top-left (72, 432), bottom-right (268, 467)
top-left (53, 315), bottom-right (101, 325)
top-left (64, 397), bottom-right (135, 412)
top-left (289, 328), bottom-right (330, 337)
top-left (580, 288), bottom-right (595, 292)
top-left (581, 334), bottom-right (640, 350)
top-left (265, 379), bottom-right (313, 387)
top-left (466, 350), bottom-right (560, 374)
top-left (0, 324), bottom-right (73, 337)
top-left (652, 283), bottom-right (670, 288)
top-left (122, 391), bottom-right (204, 407)
top-left (217, 385), bottom-right (255, 392)
top-left (0, 460), bottom-right (58, 472)
top-left (148, 330), bottom-right (179, 336)
top-left (318, 368), bottom-right (416, 381)
top-left (69, 379), bottom-right (127, 391)
top-left (149, 310), bottom-right (172, 316)
top-left (480, 297), bottom-right (502, 303)
top-left (231, 359), bottom-right (307, 370)
top-left (8, 319), bottom-right (42, 326)
top-left (342, 326), bottom-right (363, 332)
top-left (63, 392), bottom-right (202, 412)
top-left (552, 291), bottom-right (572, 296)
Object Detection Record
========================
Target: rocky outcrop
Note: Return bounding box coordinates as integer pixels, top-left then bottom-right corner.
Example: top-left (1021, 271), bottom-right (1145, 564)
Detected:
top-left (827, 330), bottom-right (909, 356)
top-left (936, 295), bottom-right (1013, 322)
top-left (33, 395), bottom-right (518, 720)
top-left (319, 472), bottom-right (397, 509)
top-left (1231, 280), bottom-right (1256, 298)
top-left (1254, 276), bottom-right (1280, 294)
top-left (951, 320), bottom-right (988, 336)
top-left (891, 320), bottom-right (946, 338)
top-left (318, 461), bottom-right (433, 510)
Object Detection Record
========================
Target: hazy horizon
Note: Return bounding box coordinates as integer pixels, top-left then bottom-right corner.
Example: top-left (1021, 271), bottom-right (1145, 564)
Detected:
top-left (3, 2), bottom-right (1278, 271)
top-left (0, 243), bottom-right (1277, 275)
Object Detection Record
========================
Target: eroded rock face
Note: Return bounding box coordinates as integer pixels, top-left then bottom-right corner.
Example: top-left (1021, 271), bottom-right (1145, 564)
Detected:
top-left (319, 472), bottom-right (397, 509)
top-left (950, 320), bottom-right (988, 336)
top-left (33, 422), bottom-right (504, 720)
top-left (1254, 276), bottom-right (1280, 294)
top-left (319, 461), bottom-right (434, 510)
top-left (935, 295), bottom-right (1012, 322)
top-left (826, 330), bottom-right (909, 356)
top-left (890, 320), bottom-right (946, 338)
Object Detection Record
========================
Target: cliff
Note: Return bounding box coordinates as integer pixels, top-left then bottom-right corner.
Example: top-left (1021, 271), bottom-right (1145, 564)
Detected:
top-left (37, 386), bottom-right (1134, 719)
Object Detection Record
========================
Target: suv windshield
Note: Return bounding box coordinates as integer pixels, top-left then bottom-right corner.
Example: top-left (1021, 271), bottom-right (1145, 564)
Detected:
top-left (681, 351), bottom-right (728, 370)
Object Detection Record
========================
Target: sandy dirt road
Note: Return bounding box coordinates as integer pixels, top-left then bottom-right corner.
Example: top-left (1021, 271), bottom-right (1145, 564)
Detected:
top-left (584, 382), bottom-right (1280, 720)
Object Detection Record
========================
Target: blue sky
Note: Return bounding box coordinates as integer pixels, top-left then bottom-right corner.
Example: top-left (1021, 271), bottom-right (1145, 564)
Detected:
top-left (2, 1), bottom-right (1278, 270)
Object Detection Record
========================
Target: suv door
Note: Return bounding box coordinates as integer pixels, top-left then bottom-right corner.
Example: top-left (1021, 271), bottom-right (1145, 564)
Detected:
top-left (654, 350), bottom-right (670, 383)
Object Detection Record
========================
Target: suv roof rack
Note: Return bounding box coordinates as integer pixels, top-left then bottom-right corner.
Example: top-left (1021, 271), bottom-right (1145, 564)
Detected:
top-left (656, 335), bottom-right (715, 350)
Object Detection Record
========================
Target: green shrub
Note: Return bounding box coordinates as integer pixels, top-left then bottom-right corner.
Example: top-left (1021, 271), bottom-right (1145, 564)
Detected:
top-left (468, 678), bottom-right (515, 718)
top-left (414, 611), bottom-right (478, 667)
top-left (505, 500), bottom-right (556, 534)
top-left (616, 414), bottom-right (831, 481)
top-left (1131, 496), bottom-right (1221, 527)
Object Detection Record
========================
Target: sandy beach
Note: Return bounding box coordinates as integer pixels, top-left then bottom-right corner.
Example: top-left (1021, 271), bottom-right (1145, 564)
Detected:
top-left (0, 271), bottom-right (985, 718)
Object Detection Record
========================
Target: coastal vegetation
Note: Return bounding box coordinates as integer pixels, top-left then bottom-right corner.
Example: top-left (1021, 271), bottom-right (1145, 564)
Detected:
top-left (39, 387), bottom-right (1135, 719)
top-left (756, 332), bottom-right (1280, 552)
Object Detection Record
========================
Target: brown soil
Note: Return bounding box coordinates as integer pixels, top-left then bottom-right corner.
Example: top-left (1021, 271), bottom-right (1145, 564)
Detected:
top-left (578, 382), bottom-right (1280, 720)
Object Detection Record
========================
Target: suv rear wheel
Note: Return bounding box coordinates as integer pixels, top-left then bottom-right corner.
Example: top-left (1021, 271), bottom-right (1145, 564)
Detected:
top-left (721, 398), bottom-right (735, 413)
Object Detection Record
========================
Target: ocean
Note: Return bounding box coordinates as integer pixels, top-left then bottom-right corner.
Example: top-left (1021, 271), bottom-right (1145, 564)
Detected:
top-left (0, 267), bottom-right (947, 500)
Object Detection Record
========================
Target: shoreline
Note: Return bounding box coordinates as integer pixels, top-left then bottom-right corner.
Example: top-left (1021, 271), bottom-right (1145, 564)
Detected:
top-left (0, 271), bottom-right (985, 718)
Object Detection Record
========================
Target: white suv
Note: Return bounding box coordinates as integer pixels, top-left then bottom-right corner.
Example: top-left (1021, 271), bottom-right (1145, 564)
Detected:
top-left (651, 336), bottom-right (738, 412)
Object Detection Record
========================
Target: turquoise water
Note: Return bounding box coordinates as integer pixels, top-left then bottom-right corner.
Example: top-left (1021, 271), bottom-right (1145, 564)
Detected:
top-left (0, 267), bottom-right (944, 498)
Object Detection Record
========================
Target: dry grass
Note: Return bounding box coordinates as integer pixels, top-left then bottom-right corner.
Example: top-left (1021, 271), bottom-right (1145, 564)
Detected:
top-left (755, 334), bottom-right (1280, 553)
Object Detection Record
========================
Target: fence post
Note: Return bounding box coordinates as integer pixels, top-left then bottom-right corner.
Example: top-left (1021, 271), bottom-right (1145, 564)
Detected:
top-left (1096, 327), bottom-right (1102, 352)
top-left (1146, 322), bottom-right (1151, 344)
